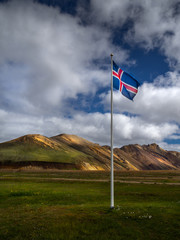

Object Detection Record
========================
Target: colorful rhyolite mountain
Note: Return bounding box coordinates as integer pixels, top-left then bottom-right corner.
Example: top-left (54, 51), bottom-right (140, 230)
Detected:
top-left (0, 134), bottom-right (180, 170)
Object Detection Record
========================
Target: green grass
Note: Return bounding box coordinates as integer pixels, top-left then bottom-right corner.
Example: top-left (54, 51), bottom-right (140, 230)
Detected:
top-left (0, 143), bottom-right (88, 164)
top-left (0, 171), bottom-right (180, 240)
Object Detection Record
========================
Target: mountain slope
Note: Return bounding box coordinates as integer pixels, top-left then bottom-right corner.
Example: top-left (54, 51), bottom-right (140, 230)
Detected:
top-left (119, 144), bottom-right (179, 170)
top-left (0, 134), bottom-right (180, 170)
top-left (51, 134), bottom-right (132, 170)
top-left (0, 134), bottom-right (87, 169)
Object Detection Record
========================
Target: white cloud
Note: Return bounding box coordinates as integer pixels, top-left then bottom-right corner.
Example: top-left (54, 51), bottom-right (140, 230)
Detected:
top-left (91, 0), bottom-right (180, 68)
top-left (1, 0), bottom-right (180, 152)
top-left (0, 109), bottom-right (178, 151)
top-left (0, 0), bottom-right (129, 114)
top-left (159, 142), bottom-right (180, 152)
top-left (101, 71), bottom-right (180, 124)
top-left (90, 0), bottom-right (150, 28)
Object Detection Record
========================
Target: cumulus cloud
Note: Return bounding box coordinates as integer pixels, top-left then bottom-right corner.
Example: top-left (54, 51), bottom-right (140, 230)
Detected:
top-left (1, 0), bottom-right (180, 151)
top-left (126, 0), bottom-right (180, 69)
top-left (91, 0), bottom-right (180, 68)
top-left (101, 71), bottom-right (180, 124)
top-left (0, 0), bottom-right (128, 114)
top-left (0, 108), bottom-right (178, 150)
top-left (90, 0), bottom-right (143, 27)
top-left (159, 142), bottom-right (180, 152)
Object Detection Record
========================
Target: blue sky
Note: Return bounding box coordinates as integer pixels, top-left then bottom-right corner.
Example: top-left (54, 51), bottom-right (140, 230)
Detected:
top-left (1, 0), bottom-right (180, 151)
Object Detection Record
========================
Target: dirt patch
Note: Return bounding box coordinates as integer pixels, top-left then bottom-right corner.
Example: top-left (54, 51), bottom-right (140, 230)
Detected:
top-left (1, 175), bottom-right (180, 185)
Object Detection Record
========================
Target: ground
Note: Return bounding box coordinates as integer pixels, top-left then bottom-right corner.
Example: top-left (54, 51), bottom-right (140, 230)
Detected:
top-left (0, 170), bottom-right (180, 240)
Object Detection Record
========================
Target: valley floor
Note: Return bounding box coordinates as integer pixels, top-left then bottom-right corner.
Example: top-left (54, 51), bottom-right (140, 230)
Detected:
top-left (0, 170), bottom-right (180, 240)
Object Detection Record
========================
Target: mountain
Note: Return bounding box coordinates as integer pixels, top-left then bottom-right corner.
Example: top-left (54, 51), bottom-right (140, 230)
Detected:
top-left (0, 134), bottom-right (180, 170)
top-left (119, 143), bottom-right (180, 170)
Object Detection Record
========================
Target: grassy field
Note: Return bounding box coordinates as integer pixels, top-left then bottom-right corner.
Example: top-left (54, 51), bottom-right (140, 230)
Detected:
top-left (0, 170), bottom-right (180, 240)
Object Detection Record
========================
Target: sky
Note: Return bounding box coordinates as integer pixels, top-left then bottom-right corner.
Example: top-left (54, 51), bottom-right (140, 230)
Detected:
top-left (1, 0), bottom-right (180, 151)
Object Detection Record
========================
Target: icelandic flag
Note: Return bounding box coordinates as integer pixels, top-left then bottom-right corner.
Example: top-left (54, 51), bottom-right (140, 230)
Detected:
top-left (112, 61), bottom-right (140, 101)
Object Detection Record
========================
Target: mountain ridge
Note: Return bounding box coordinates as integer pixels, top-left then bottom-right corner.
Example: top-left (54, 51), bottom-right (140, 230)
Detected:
top-left (0, 134), bottom-right (180, 171)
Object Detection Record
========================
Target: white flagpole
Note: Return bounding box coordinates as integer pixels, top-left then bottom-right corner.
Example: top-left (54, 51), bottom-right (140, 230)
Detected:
top-left (110, 53), bottom-right (114, 209)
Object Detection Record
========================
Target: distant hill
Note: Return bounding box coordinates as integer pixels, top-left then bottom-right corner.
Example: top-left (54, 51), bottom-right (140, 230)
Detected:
top-left (0, 133), bottom-right (180, 171)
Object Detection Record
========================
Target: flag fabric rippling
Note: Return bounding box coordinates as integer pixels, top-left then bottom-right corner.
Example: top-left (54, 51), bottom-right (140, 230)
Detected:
top-left (112, 61), bottom-right (140, 100)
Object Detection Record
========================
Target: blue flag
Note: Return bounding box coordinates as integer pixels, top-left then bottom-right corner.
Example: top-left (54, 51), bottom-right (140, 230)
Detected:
top-left (112, 61), bottom-right (140, 100)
